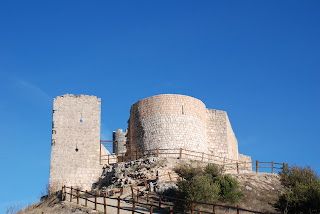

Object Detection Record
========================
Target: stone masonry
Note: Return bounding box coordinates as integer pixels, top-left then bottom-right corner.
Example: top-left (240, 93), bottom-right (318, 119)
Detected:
top-left (127, 94), bottom-right (208, 156)
top-left (206, 109), bottom-right (238, 160)
top-left (49, 94), bottom-right (107, 192)
top-left (49, 93), bottom-right (251, 192)
top-left (121, 94), bottom-right (249, 162)
top-left (113, 129), bottom-right (127, 155)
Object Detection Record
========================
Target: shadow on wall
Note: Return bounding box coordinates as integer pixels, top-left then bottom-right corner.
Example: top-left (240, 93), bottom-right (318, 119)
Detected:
top-left (127, 103), bottom-right (146, 155)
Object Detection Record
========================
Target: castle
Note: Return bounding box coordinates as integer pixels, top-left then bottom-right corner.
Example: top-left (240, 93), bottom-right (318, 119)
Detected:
top-left (49, 94), bottom-right (251, 192)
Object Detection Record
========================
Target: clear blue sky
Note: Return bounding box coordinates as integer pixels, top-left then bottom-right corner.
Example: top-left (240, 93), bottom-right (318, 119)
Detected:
top-left (0, 0), bottom-right (319, 212)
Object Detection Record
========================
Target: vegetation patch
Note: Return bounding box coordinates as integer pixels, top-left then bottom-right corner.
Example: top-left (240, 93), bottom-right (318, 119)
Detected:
top-left (275, 164), bottom-right (320, 214)
top-left (174, 163), bottom-right (243, 210)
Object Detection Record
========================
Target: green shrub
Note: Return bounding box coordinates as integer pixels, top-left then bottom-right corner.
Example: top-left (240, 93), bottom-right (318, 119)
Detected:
top-left (174, 163), bottom-right (243, 211)
top-left (175, 163), bottom-right (204, 180)
top-left (205, 163), bottom-right (221, 178)
top-left (218, 175), bottom-right (243, 203)
top-left (176, 174), bottom-right (220, 203)
top-left (275, 164), bottom-right (320, 213)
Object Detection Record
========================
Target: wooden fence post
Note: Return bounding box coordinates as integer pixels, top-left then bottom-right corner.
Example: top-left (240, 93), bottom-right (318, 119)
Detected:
top-left (64, 186), bottom-right (67, 199)
top-left (272, 161), bottom-right (274, 173)
top-left (202, 152), bottom-right (204, 161)
top-left (169, 207), bottom-right (173, 214)
top-left (137, 189), bottom-right (139, 202)
top-left (136, 150), bottom-right (138, 160)
top-left (143, 178), bottom-right (148, 190)
top-left (64, 185), bottom-right (66, 201)
top-left (108, 154), bottom-right (110, 164)
top-left (132, 198), bottom-right (136, 214)
top-left (131, 185), bottom-right (134, 199)
top-left (70, 186), bottom-right (73, 202)
top-left (117, 196), bottom-right (120, 214)
top-left (159, 195), bottom-right (162, 208)
top-left (237, 205), bottom-right (240, 214)
top-left (256, 160), bottom-right (259, 173)
top-left (147, 191), bottom-right (150, 203)
top-left (85, 190), bottom-right (88, 207)
top-left (236, 162), bottom-right (239, 174)
top-left (122, 153), bottom-right (124, 162)
top-left (94, 195), bottom-right (97, 210)
top-left (191, 198), bottom-right (194, 214)
top-left (156, 148), bottom-right (159, 157)
top-left (100, 142), bottom-right (102, 164)
top-left (179, 148), bottom-right (182, 159)
top-left (104, 195), bottom-right (107, 214)
top-left (61, 186), bottom-right (64, 200)
top-left (168, 172), bottom-right (172, 181)
top-left (150, 201), bottom-right (154, 214)
top-left (213, 202), bottom-right (216, 214)
top-left (77, 188), bottom-right (79, 204)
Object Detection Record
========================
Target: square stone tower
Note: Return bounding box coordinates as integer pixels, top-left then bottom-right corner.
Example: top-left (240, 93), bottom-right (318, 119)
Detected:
top-left (49, 94), bottom-right (102, 192)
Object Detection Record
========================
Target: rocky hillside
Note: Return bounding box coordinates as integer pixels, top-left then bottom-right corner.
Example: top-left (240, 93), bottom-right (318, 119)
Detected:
top-left (17, 157), bottom-right (284, 213)
top-left (92, 157), bottom-right (283, 212)
top-left (17, 194), bottom-right (93, 214)
top-left (232, 173), bottom-right (283, 212)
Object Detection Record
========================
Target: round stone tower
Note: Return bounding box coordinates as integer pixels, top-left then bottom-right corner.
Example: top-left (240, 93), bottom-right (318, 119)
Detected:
top-left (128, 94), bottom-right (208, 154)
top-left (113, 129), bottom-right (127, 155)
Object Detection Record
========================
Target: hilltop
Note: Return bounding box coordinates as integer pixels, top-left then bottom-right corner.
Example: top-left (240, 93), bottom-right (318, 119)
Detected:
top-left (17, 157), bottom-right (284, 214)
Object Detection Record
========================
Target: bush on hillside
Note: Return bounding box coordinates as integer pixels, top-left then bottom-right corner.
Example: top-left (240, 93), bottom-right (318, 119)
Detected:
top-left (176, 174), bottom-right (221, 204)
top-left (205, 163), bottom-right (221, 178)
top-left (175, 163), bottom-right (205, 180)
top-left (218, 175), bottom-right (244, 203)
top-left (174, 163), bottom-right (243, 210)
top-left (275, 164), bottom-right (320, 214)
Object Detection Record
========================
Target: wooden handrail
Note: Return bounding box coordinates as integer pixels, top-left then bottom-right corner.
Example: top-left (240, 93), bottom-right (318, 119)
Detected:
top-left (99, 146), bottom-right (284, 175)
top-left (63, 185), bottom-right (272, 214)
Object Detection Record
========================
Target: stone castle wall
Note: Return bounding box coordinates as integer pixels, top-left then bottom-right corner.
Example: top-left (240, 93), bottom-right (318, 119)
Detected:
top-left (238, 153), bottom-right (252, 170)
top-left (124, 94), bottom-right (246, 162)
top-left (206, 109), bottom-right (229, 158)
top-left (127, 94), bottom-right (208, 155)
top-left (49, 94), bottom-right (104, 192)
top-left (226, 114), bottom-right (239, 160)
top-left (206, 109), bottom-right (239, 160)
top-left (113, 129), bottom-right (127, 155)
top-left (50, 93), bottom-right (251, 192)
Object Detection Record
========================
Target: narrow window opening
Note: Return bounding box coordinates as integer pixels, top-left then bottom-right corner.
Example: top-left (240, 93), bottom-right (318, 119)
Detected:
top-left (182, 105), bottom-right (184, 114)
